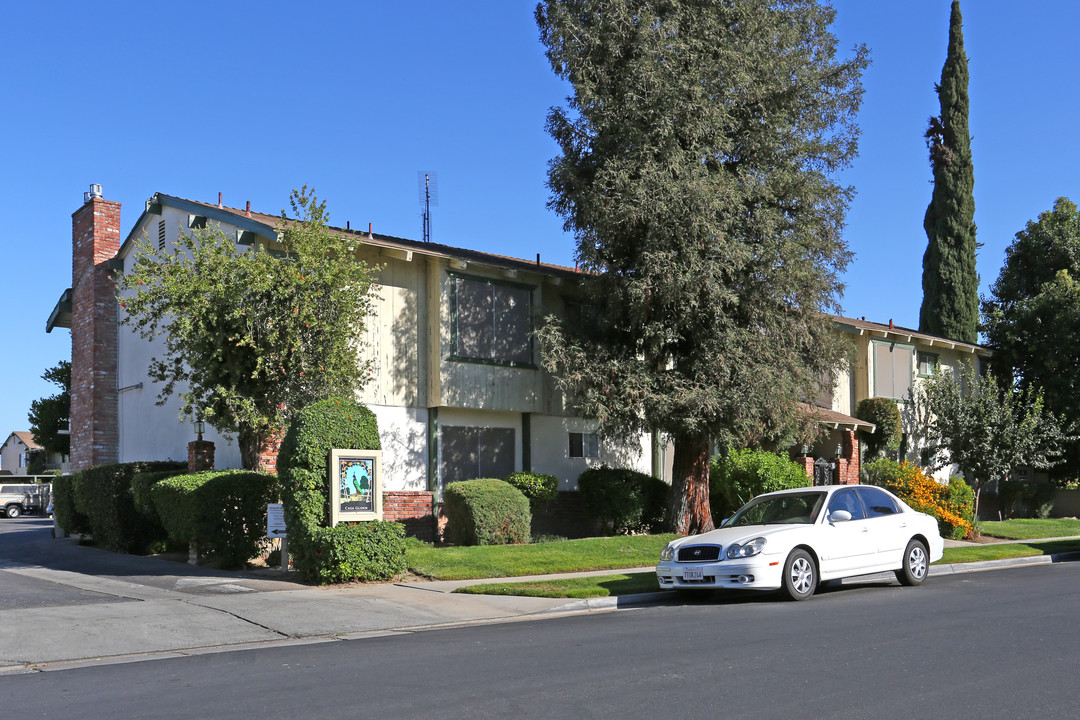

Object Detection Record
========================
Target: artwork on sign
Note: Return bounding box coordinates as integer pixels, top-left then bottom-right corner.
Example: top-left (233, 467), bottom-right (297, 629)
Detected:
top-left (329, 449), bottom-right (383, 524)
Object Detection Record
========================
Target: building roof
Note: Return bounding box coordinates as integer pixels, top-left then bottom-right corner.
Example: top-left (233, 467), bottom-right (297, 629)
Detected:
top-left (801, 404), bottom-right (876, 434)
top-left (830, 314), bottom-right (990, 356)
top-left (117, 193), bottom-right (583, 281)
top-left (6, 431), bottom-right (41, 450)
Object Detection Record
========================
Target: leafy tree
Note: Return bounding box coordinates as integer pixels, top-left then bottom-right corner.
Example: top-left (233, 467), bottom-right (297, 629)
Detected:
top-left (117, 188), bottom-right (378, 470)
top-left (982, 197), bottom-right (1080, 480)
top-left (854, 397), bottom-right (902, 460)
top-left (915, 363), bottom-right (1069, 519)
top-left (535, 0), bottom-right (868, 534)
top-left (28, 360), bottom-right (71, 459)
top-left (920, 0), bottom-right (979, 344)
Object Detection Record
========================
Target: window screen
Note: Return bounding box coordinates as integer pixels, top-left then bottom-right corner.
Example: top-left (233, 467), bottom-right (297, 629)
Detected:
top-left (918, 351), bottom-right (939, 376)
top-left (569, 432), bottom-right (599, 458)
top-left (440, 426), bottom-right (515, 486)
top-left (873, 342), bottom-right (913, 399)
top-left (454, 276), bottom-right (532, 364)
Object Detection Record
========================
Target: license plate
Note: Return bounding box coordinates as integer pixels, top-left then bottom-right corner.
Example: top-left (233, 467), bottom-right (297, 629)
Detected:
top-left (682, 567), bottom-right (704, 581)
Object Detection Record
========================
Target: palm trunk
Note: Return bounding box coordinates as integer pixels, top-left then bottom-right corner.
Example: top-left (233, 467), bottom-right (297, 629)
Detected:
top-left (667, 433), bottom-right (714, 535)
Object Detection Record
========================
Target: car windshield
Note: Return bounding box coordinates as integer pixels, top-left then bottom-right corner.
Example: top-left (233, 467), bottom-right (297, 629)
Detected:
top-left (726, 492), bottom-right (827, 527)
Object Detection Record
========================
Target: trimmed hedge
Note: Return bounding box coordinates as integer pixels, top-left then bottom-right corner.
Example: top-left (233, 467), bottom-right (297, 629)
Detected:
top-left (131, 470), bottom-right (185, 520)
top-left (152, 470), bottom-right (278, 568)
top-left (709, 449), bottom-right (810, 522)
top-left (998, 479), bottom-right (1056, 519)
top-left (444, 478), bottom-right (531, 546)
top-left (577, 466), bottom-right (668, 535)
top-left (52, 473), bottom-right (91, 536)
top-left (503, 472), bottom-right (559, 513)
top-left (72, 461), bottom-right (187, 552)
top-left (277, 397), bottom-right (405, 584)
top-left (301, 522), bottom-right (407, 584)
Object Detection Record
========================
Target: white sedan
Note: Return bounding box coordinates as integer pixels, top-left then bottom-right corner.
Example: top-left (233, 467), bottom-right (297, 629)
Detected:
top-left (656, 485), bottom-right (944, 601)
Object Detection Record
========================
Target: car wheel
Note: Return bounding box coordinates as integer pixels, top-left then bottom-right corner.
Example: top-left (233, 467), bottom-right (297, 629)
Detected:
top-left (895, 539), bottom-right (929, 586)
top-left (782, 549), bottom-right (817, 601)
top-left (5, 505), bottom-right (21, 518)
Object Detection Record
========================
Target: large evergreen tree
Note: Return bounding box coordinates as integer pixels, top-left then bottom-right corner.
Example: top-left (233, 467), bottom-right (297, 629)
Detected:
top-left (983, 198), bottom-right (1080, 480)
top-left (535, 0), bottom-right (868, 534)
top-left (920, 0), bottom-right (978, 343)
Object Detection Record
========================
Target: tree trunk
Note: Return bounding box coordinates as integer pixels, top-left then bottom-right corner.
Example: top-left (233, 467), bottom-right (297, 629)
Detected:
top-left (239, 427), bottom-right (265, 471)
top-left (667, 433), bottom-right (714, 535)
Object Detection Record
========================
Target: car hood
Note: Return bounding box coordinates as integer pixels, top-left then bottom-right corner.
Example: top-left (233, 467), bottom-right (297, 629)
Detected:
top-left (669, 523), bottom-right (809, 549)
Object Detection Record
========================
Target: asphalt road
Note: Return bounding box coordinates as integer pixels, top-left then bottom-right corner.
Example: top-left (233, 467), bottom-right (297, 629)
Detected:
top-left (2, 559), bottom-right (1076, 719)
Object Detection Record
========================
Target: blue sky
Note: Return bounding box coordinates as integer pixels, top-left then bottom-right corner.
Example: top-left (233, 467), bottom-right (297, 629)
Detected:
top-left (2, 1), bottom-right (1077, 438)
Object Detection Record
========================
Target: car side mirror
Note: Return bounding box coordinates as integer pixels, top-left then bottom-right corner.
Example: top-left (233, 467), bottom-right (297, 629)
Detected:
top-left (829, 509), bottom-right (852, 523)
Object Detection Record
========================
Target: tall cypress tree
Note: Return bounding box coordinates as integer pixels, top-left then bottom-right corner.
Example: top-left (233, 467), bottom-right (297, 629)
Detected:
top-left (920, 0), bottom-right (978, 343)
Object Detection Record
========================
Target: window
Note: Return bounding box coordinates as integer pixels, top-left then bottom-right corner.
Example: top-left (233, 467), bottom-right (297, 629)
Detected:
top-left (873, 341), bottom-right (914, 400)
top-left (157, 220), bottom-right (166, 251)
top-left (569, 432), bottom-right (599, 458)
top-left (917, 351), bottom-right (939, 377)
top-left (827, 489), bottom-right (866, 520)
top-left (452, 275), bottom-right (533, 365)
top-left (440, 426), bottom-right (515, 486)
top-left (855, 486), bottom-right (900, 517)
top-left (920, 447), bottom-right (933, 467)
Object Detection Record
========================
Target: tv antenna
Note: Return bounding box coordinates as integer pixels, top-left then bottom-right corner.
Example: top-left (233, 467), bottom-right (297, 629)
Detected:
top-left (418, 171), bottom-right (438, 243)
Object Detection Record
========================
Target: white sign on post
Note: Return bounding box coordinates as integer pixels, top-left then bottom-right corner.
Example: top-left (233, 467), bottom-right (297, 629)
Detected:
top-left (267, 503), bottom-right (287, 538)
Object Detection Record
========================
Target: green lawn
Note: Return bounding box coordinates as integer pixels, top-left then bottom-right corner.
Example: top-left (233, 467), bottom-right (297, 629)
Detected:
top-left (454, 573), bottom-right (661, 599)
top-left (976, 518), bottom-right (1080, 540)
top-left (940, 539), bottom-right (1080, 564)
top-left (405, 535), bottom-right (677, 581)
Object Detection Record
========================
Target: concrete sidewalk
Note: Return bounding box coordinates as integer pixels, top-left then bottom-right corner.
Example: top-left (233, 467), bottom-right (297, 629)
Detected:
top-left (2, 534), bottom-right (1078, 674)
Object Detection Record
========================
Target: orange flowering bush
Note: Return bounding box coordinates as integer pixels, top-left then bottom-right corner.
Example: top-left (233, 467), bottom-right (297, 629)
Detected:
top-left (863, 459), bottom-right (974, 540)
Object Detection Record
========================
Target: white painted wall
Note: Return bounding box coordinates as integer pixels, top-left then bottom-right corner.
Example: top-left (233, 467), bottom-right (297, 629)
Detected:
top-left (530, 414), bottom-right (652, 490)
top-left (1, 436), bottom-right (27, 474)
top-left (116, 206), bottom-right (244, 468)
top-left (368, 404), bottom-right (428, 491)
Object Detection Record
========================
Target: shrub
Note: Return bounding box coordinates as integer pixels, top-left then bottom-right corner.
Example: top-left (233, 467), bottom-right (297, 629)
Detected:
top-left (278, 397), bottom-right (381, 535)
top-left (51, 473), bottom-right (91, 536)
top-left (72, 461), bottom-right (187, 552)
top-left (444, 478), bottom-right (531, 546)
top-left (131, 470), bottom-right (185, 520)
top-left (277, 397), bottom-right (404, 584)
top-left (709, 449), bottom-right (810, 523)
top-left (863, 458), bottom-right (973, 539)
top-left (998, 479), bottom-right (1057, 519)
top-left (297, 521), bottom-right (406, 584)
top-left (152, 470), bottom-right (279, 568)
top-left (855, 398), bottom-right (903, 459)
top-left (577, 466), bottom-right (668, 535)
top-left (503, 472), bottom-right (559, 513)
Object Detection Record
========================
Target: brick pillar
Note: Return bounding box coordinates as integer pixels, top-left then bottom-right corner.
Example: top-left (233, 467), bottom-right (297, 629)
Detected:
top-left (188, 440), bottom-right (215, 472)
top-left (70, 188), bottom-right (121, 472)
top-left (257, 429), bottom-right (285, 474)
top-left (798, 455), bottom-right (814, 481)
top-left (836, 429), bottom-right (860, 484)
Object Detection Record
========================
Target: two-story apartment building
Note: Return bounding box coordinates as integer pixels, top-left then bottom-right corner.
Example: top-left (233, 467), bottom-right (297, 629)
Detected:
top-left (47, 186), bottom-right (988, 528)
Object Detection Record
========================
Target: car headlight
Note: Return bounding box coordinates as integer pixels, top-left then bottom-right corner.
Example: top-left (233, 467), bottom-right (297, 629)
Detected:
top-left (726, 537), bottom-right (766, 559)
top-left (660, 544), bottom-right (676, 561)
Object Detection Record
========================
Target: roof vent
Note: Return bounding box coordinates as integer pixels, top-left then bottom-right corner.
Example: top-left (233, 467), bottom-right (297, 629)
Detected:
top-left (84, 183), bottom-right (103, 203)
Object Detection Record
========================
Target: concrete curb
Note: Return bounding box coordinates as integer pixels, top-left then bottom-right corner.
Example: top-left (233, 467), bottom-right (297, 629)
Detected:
top-left (551, 550), bottom-right (1080, 611)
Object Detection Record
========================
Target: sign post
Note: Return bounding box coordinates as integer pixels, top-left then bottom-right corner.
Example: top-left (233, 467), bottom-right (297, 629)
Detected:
top-left (267, 503), bottom-right (289, 572)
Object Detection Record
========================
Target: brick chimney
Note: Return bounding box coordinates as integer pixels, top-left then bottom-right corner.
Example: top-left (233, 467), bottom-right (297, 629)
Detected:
top-left (70, 185), bottom-right (121, 471)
